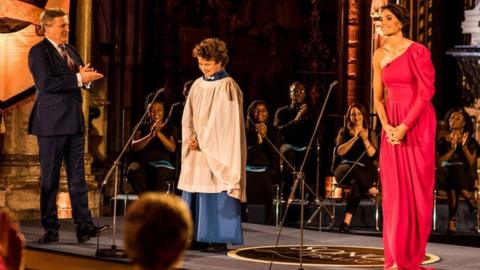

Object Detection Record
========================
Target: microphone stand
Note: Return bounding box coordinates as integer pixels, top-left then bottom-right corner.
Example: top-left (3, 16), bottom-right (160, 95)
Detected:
top-left (95, 87), bottom-right (164, 258)
top-left (244, 119), bottom-right (319, 208)
top-left (267, 80), bottom-right (337, 270)
top-left (306, 148), bottom-right (367, 225)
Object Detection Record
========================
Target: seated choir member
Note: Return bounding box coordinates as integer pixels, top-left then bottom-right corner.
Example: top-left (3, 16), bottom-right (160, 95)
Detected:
top-left (244, 100), bottom-right (281, 224)
top-left (167, 80), bottom-right (193, 179)
top-left (124, 193), bottom-right (193, 270)
top-left (127, 93), bottom-right (177, 194)
top-left (437, 108), bottom-right (479, 234)
top-left (332, 103), bottom-right (379, 233)
top-left (167, 79), bottom-right (193, 130)
top-left (273, 81), bottom-right (314, 198)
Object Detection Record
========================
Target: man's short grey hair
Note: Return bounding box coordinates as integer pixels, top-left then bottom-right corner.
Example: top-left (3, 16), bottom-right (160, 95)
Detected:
top-left (40, 8), bottom-right (67, 29)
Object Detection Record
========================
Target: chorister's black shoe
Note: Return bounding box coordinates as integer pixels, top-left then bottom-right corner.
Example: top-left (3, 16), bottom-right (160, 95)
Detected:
top-left (200, 243), bottom-right (228, 253)
top-left (189, 241), bottom-right (209, 250)
top-left (338, 222), bottom-right (350, 233)
top-left (76, 224), bottom-right (110, 243)
top-left (38, 230), bottom-right (59, 244)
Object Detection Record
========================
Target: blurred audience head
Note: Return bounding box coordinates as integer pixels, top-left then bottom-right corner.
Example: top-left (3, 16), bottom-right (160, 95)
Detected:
top-left (0, 208), bottom-right (24, 270)
top-left (124, 193), bottom-right (193, 270)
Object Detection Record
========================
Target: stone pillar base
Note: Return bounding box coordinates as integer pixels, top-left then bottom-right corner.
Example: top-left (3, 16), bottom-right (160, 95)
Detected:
top-left (0, 154), bottom-right (99, 220)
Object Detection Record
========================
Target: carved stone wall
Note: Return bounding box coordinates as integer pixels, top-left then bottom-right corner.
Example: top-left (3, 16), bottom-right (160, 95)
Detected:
top-left (347, 0), bottom-right (361, 105)
top-left (0, 97), bottom-right (99, 220)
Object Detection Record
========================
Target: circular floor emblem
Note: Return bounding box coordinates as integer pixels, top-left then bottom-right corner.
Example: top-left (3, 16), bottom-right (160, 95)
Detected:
top-left (228, 245), bottom-right (440, 267)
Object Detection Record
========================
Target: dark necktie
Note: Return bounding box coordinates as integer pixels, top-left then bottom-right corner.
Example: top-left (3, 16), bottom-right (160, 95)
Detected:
top-left (59, 44), bottom-right (76, 72)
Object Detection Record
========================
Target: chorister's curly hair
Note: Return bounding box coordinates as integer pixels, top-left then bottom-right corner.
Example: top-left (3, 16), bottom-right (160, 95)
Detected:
top-left (381, 3), bottom-right (410, 36)
top-left (192, 38), bottom-right (229, 66)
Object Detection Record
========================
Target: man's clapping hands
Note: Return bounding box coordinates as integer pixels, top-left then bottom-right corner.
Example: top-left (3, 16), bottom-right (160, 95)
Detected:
top-left (79, 63), bottom-right (103, 83)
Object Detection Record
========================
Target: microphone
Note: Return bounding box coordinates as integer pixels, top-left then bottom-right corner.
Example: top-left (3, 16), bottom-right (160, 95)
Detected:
top-left (329, 80), bottom-right (338, 88)
top-left (156, 87), bottom-right (165, 94)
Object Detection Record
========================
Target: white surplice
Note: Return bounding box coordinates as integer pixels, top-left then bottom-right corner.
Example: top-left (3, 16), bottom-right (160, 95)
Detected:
top-left (178, 76), bottom-right (247, 202)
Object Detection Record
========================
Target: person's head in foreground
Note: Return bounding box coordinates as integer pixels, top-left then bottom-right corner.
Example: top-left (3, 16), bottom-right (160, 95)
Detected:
top-left (124, 193), bottom-right (193, 270)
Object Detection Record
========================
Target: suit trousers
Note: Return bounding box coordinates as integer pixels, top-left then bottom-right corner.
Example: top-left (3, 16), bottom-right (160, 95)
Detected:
top-left (38, 133), bottom-right (94, 232)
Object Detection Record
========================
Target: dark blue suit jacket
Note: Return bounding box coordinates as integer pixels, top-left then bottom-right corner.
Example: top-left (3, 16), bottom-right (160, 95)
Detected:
top-left (28, 38), bottom-right (86, 136)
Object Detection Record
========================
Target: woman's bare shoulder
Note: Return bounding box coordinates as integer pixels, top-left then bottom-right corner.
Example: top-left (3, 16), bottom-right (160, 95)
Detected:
top-left (373, 48), bottom-right (385, 65)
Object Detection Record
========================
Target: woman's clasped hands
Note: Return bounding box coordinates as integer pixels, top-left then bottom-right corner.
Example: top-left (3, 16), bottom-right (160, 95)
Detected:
top-left (384, 123), bottom-right (408, 145)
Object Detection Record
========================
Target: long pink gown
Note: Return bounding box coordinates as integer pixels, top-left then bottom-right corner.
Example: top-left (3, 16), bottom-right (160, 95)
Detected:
top-left (380, 42), bottom-right (436, 270)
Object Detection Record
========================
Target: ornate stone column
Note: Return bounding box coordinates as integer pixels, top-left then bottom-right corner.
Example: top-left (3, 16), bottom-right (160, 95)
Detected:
top-left (0, 101), bottom-right (95, 220)
top-left (347, 0), bottom-right (361, 105)
top-left (76, 0), bottom-right (92, 153)
top-left (76, 0), bottom-right (100, 216)
top-left (0, 97), bottom-right (41, 220)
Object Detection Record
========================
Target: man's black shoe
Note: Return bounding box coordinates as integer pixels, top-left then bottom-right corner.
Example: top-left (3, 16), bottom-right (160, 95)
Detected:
top-left (38, 230), bottom-right (59, 244)
top-left (76, 224), bottom-right (110, 243)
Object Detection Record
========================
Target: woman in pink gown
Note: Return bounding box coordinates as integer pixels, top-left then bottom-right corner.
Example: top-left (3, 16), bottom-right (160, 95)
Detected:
top-left (372, 4), bottom-right (436, 270)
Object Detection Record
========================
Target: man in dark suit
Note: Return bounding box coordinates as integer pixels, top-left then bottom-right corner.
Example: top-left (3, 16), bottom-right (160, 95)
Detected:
top-left (28, 8), bottom-right (106, 244)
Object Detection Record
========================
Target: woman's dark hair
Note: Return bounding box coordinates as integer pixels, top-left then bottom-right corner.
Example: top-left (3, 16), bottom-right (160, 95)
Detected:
top-left (444, 107), bottom-right (474, 135)
top-left (246, 100), bottom-right (270, 130)
top-left (382, 3), bottom-right (410, 36)
top-left (344, 102), bottom-right (369, 130)
top-left (144, 92), bottom-right (164, 109)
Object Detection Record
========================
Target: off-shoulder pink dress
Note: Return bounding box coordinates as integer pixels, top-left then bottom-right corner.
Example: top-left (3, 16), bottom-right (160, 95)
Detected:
top-left (380, 42), bottom-right (436, 270)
